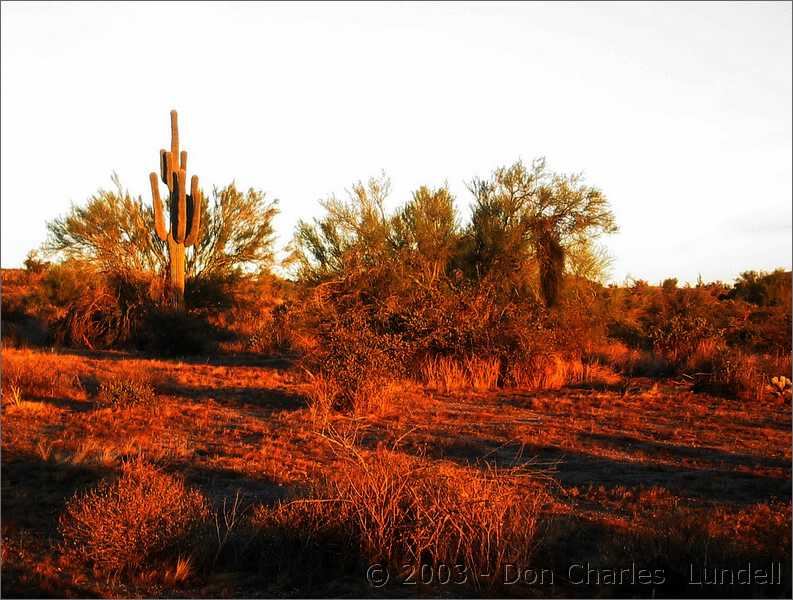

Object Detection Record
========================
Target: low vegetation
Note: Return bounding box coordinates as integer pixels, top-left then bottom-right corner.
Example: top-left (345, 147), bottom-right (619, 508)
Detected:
top-left (1, 155), bottom-right (790, 598)
top-left (58, 459), bottom-right (211, 576)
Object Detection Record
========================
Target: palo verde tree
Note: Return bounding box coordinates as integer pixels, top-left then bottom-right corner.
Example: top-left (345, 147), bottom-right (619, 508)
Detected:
top-left (46, 181), bottom-right (278, 286)
top-left (465, 158), bottom-right (617, 308)
top-left (45, 174), bottom-right (167, 276)
top-left (389, 185), bottom-right (460, 289)
top-left (149, 110), bottom-right (202, 306)
top-left (289, 174), bottom-right (393, 286)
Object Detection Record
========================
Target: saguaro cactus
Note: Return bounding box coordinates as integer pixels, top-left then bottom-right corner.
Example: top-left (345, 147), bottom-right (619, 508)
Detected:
top-left (149, 110), bottom-right (201, 306)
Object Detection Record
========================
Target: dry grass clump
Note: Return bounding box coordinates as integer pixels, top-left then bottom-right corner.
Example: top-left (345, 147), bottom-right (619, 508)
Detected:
top-left (694, 350), bottom-right (792, 401)
top-left (35, 438), bottom-right (118, 467)
top-left (507, 353), bottom-right (586, 390)
top-left (420, 353), bottom-right (587, 393)
top-left (304, 371), bottom-right (400, 418)
top-left (465, 356), bottom-right (501, 391)
top-left (420, 355), bottom-right (501, 392)
top-left (2, 382), bottom-right (23, 407)
top-left (243, 304), bottom-right (295, 356)
top-left (1, 348), bottom-right (82, 400)
top-left (304, 372), bottom-right (342, 423)
top-left (58, 459), bottom-right (211, 576)
top-left (252, 436), bottom-right (548, 591)
top-left (681, 337), bottom-right (726, 372)
top-left (585, 341), bottom-right (672, 377)
top-left (97, 373), bottom-right (157, 408)
top-left (420, 356), bottom-right (468, 392)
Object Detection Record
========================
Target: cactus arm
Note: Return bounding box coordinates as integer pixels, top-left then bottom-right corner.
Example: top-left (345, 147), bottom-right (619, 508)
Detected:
top-left (169, 171), bottom-right (177, 233)
top-left (184, 175), bottom-right (202, 247)
top-left (169, 153), bottom-right (178, 191)
top-left (150, 172), bottom-right (169, 241)
top-left (174, 169), bottom-right (187, 242)
top-left (170, 110), bottom-right (179, 164)
top-left (160, 149), bottom-right (169, 185)
top-left (180, 150), bottom-right (187, 173)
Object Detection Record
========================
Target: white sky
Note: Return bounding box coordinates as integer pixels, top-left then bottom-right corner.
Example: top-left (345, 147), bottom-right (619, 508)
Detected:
top-left (1, 1), bottom-right (791, 284)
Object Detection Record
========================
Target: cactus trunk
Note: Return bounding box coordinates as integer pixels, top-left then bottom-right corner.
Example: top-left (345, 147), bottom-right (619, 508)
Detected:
top-left (168, 236), bottom-right (186, 305)
top-left (149, 110), bottom-right (202, 308)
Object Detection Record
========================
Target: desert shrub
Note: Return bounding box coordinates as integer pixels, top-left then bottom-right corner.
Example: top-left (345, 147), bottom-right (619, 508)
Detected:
top-left (184, 271), bottom-right (240, 314)
top-left (297, 271), bottom-right (593, 405)
top-left (32, 261), bottom-right (101, 315)
top-left (725, 269), bottom-right (792, 308)
top-left (58, 460), bottom-right (211, 576)
top-left (0, 315), bottom-right (50, 349)
top-left (53, 272), bottom-right (160, 350)
top-left (606, 319), bottom-right (648, 350)
top-left (646, 313), bottom-right (723, 366)
top-left (725, 304), bottom-right (792, 355)
top-left (251, 445), bottom-right (548, 592)
top-left (245, 302), bottom-right (295, 355)
top-left (680, 336), bottom-right (726, 373)
top-left (694, 351), bottom-right (762, 399)
top-left (604, 276), bottom-right (791, 374)
top-left (184, 271), bottom-right (294, 355)
top-left (300, 303), bottom-right (409, 413)
top-left (23, 250), bottom-right (49, 275)
top-left (46, 178), bottom-right (279, 282)
top-left (461, 159), bottom-right (617, 308)
top-left (98, 374), bottom-right (157, 408)
top-left (39, 177), bottom-right (281, 353)
top-left (15, 261), bottom-right (165, 351)
top-left (1, 267), bottom-right (51, 348)
top-left (288, 162), bottom-right (617, 399)
top-left (695, 350), bottom-right (792, 401)
top-left (35, 264), bottom-right (235, 356)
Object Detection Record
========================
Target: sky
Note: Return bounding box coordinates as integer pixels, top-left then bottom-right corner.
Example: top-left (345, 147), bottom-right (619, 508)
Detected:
top-left (1, 1), bottom-right (791, 284)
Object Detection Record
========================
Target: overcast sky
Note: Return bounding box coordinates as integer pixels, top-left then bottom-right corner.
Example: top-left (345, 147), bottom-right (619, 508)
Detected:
top-left (2, 1), bottom-right (790, 284)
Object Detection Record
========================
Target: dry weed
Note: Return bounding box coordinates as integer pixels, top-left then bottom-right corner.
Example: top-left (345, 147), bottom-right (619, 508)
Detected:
top-left (508, 353), bottom-right (585, 390)
top-left (98, 373), bottom-right (157, 408)
top-left (58, 459), bottom-right (211, 575)
top-left (253, 428), bottom-right (549, 591)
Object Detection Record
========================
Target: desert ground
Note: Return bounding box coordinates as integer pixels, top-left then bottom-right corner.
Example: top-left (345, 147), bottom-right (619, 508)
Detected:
top-left (2, 344), bottom-right (790, 598)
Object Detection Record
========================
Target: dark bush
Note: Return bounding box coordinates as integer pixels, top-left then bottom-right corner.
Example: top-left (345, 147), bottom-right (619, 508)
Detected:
top-left (133, 308), bottom-right (222, 356)
top-left (725, 269), bottom-right (792, 308)
top-left (185, 271), bottom-right (240, 314)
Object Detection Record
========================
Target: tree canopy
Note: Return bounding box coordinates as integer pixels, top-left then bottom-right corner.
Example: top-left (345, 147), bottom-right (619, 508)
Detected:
top-left (289, 158), bottom-right (618, 308)
top-left (46, 176), bottom-right (279, 280)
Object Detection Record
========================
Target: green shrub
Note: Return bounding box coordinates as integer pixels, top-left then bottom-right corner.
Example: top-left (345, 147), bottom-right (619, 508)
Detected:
top-left (246, 303), bottom-right (295, 355)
